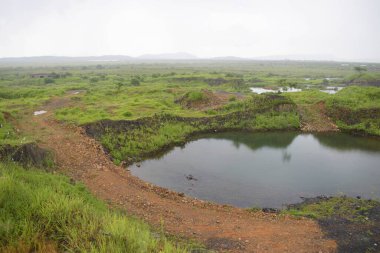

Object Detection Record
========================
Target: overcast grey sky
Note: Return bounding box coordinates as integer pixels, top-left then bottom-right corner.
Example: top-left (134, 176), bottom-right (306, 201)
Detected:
top-left (0, 0), bottom-right (379, 61)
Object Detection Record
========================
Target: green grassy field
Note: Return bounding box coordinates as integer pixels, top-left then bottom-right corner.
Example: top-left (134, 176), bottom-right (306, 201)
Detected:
top-left (1, 60), bottom-right (379, 145)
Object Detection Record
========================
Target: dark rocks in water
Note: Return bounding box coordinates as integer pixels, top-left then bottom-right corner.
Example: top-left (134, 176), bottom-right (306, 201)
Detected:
top-left (136, 163), bottom-right (141, 167)
top-left (186, 174), bottom-right (198, 181)
top-left (262, 208), bottom-right (280, 213)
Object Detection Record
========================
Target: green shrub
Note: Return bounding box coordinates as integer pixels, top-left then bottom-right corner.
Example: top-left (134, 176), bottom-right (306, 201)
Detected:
top-left (187, 91), bottom-right (204, 102)
top-left (44, 78), bottom-right (55, 84)
top-left (131, 78), bottom-right (140, 86)
top-left (123, 111), bottom-right (133, 117)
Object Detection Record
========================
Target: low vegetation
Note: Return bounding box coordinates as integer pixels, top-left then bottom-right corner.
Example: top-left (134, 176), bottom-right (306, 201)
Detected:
top-left (325, 86), bottom-right (380, 135)
top-left (0, 162), bottom-right (192, 253)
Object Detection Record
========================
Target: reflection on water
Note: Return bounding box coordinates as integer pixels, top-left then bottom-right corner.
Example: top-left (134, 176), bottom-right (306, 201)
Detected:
top-left (282, 150), bottom-right (292, 162)
top-left (130, 132), bottom-right (380, 208)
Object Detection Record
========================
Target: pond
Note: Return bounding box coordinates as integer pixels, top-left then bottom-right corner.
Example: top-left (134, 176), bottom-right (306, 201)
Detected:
top-left (320, 86), bottom-right (344, 94)
top-left (130, 132), bottom-right (380, 208)
top-left (250, 87), bottom-right (302, 94)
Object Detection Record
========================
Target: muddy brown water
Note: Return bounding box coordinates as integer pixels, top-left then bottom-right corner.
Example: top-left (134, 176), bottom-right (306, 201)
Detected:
top-left (130, 132), bottom-right (380, 208)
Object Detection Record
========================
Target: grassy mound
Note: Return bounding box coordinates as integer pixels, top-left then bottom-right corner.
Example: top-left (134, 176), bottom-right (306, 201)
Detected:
top-left (0, 163), bottom-right (190, 253)
top-left (326, 86), bottom-right (380, 136)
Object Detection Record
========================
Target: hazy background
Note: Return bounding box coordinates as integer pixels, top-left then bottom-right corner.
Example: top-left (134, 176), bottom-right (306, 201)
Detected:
top-left (1, 0), bottom-right (379, 62)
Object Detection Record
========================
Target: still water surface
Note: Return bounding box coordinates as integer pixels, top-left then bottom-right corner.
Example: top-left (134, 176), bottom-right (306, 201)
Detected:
top-left (130, 132), bottom-right (380, 208)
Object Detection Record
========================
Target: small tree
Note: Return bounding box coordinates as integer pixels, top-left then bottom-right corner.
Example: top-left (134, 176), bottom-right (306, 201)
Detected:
top-left (44, 78), bottom-right (55, 84)
top-left (278, 79), bottom-right (287, 86)
top-left (131, 78), bottom-right (140, 86)
top-left (354, 66), bottom-right (367, 76)
top-left (116, 82), bottom-right (124, 91)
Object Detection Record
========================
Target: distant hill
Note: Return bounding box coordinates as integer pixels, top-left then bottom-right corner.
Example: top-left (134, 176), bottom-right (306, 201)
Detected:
top-left (210, 56), bottom-right (247, 61)
top-left (0, 53), bottom-right (378, 64)
top-left (138, 52), bottom-right (197, 60)
top-left (0, 55), bottom-right (134, 63)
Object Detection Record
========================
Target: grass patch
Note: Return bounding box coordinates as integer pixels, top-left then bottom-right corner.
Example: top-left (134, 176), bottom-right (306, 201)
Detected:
top-left (325, 86), bottom-right (380, 136)
top-left (186, 91), bottom-right (205, 102)
top-left (0, 162), bottom-right (192, 253)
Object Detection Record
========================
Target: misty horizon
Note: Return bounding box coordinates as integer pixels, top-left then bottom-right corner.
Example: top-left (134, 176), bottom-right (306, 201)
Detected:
top-left (1, 52), bottom-right (380, 63)
top-left (1, 0), bottom-right (380, 62)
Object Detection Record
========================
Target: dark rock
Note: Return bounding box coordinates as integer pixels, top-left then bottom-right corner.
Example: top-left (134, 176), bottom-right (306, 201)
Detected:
top-left (186, 174), bottom-right (198, 181)
top-left (205, 237), bottom-right (245, 250)
top-left (262, 208), bottom-right (279, 213)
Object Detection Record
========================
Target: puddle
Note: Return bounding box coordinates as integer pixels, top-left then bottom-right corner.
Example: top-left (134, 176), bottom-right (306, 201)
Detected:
top-left (33, 110), bottom-right (47, 116)
top-left (320, 87), bottom-right (344, 94)
top-left (250, 87), bottom-right (302, 94)
top-left (66, 90), bottom-right (86, 95)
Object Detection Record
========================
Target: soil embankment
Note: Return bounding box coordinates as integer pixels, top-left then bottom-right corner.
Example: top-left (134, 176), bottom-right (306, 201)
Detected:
top-left (298, 102), bottom-right (339, 132)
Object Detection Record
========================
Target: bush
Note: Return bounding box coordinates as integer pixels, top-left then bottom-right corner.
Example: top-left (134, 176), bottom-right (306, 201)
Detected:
top-left (44, 78), bottom-right (55, 84)
top-left (131, 78), bottom-right (140, 86)
top-left (187, 91), bottom-right (204, 102)
top-left (123, 111), bottom-right (133, 117)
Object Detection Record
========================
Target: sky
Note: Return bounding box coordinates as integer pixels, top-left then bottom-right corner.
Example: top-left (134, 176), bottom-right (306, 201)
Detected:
top-left (0, 0), bottom-right (379, 61)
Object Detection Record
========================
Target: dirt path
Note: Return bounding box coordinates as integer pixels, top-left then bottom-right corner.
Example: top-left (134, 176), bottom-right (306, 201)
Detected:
top-left (18, 97), bottom-right (337, 253)
top-left (298, 102), bottom-right (339, 132)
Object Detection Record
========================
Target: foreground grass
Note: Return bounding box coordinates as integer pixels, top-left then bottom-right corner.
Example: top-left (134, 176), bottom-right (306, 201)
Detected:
top-left (0, 163), bottom-right (191, 253)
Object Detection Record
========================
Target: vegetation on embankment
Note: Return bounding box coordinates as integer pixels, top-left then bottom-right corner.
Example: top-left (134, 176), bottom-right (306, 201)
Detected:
top-left (325, 86), bottom-right (380, 136)
top-left (0, 112), bottom-right (18, 145)
top-left (0, 162), bottom-right (193, 253)
top-left (84, 94), bottom-right (299, 164)
top-left (284, 196), bottom-right (380, 253)
top-left (0, 143), bottom-right (54, 169)
top-left (85, 86), bottom-right (380, 164)
top-left (286, 86), bottom-right (380, 136)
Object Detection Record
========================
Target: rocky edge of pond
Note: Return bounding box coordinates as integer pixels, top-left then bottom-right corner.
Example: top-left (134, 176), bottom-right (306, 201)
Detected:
top-left (285, 195), bottom-right (380, 253)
